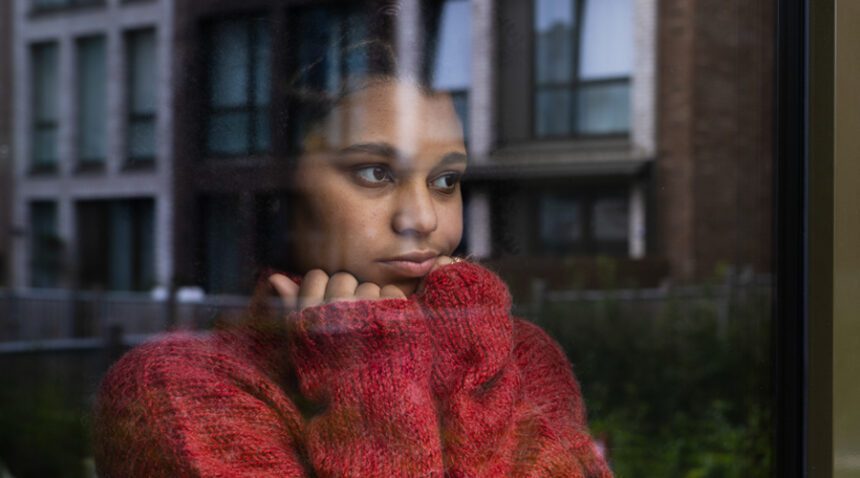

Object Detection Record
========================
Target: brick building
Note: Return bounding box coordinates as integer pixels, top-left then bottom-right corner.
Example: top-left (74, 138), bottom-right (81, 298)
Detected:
top-left (9, 0), bottom-right (175, 291)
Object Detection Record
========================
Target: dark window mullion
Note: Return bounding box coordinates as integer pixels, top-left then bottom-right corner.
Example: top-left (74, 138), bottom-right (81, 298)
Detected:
top-left (247, 19), bottom-right (257, 155)
top-left (571, 0), bottom-right (586, 136)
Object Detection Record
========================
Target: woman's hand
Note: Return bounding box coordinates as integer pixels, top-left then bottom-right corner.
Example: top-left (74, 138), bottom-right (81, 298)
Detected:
top-left (268, 269), bottom-right (406, 311)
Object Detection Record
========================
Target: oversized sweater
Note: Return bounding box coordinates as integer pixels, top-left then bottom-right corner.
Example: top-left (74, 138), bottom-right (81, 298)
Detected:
top-left (93, 261), bottom-right (613, 477)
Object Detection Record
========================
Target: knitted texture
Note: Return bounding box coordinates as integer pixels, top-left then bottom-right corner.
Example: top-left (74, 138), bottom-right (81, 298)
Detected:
top-left (93, 261), bottom-right (613, 477)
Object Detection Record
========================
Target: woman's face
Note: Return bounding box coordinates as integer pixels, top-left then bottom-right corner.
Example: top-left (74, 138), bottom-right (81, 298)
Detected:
top-left (291, 79), bottom-right (467, 295)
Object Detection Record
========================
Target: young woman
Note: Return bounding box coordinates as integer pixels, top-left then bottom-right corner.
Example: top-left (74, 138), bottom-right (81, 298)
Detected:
top-left (93, 43), bottom-right (613, 478)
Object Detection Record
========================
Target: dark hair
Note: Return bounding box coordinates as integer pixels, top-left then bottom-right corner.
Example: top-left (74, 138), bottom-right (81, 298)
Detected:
top-left (286, 38), bottom-right (398, 154)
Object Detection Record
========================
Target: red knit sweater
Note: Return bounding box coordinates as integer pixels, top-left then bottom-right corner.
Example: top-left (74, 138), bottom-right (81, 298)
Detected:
top-left (93, 261), bottom-right (613, 477)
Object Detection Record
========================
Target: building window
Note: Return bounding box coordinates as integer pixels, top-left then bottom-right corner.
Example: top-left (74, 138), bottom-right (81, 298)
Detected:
top-left (29, 201), bottom-right (62, 288)
top-left (533, 0), bottom-right (632, 138)
top-left (290, 6), bottom-right (372, 147)
top-left (426, 0), bottom-right (472, 141)
top-left (125, 28), bottom-right (157, 167)
top-left (76, 35), bottom-right (107, 168)
top-left (202, 195), bottom-right (243, 294)
top-left (538, 191), bottom-right (629, 255)
top-left (206, 17), bottom-right (271, 157)
top-left (31, 42), bottom-right (59, 173)
top-left (76, 199), bottom-right (155, 291)
top-left (32, 0), bottom-right (103, 12)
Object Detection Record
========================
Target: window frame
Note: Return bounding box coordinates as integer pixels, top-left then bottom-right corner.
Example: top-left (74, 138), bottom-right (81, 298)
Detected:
top-left (530, 0), bottom-right (632, 140)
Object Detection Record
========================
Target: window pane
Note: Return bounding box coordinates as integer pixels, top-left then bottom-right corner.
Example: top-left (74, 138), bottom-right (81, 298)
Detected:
top-left (209, 20), bottom-right (250, 108)
top-left (203, 196), bottom-right (242, 294)
top-left (253, 111), bottom-right (270, 152)
top-left (540, 195), bottom-right (582, 245)
top-left (32, 43), bottom-right (59, 122)
top-left (128, 119), bottom-right (156, 160)
top-left (109, 202), bottom-right (134, 291)
top-left (77, 36), bottom-right (107, 163)
top-left (253, 18), bottom-right (271, 106)
top-left (593, 197), bottom-right (629, 241)
top-left (535, 88), bottom-right (572, 137)
top-left (208, 111), bottom-right (250, 155)
top-left (535, 0), bottom-right (574, 84)
top-left (32, 127), bottom-right (58, 167)
top-left (431, 0), bottom-right (471, 91)
top-left (577, 81), bottom-right (630, 134)
top-left (29, 201), bottom-right (60, 288)
top-left (579, 0), bottom-right (633, 80)
top-left (127, 29), bottom-right (157, 114)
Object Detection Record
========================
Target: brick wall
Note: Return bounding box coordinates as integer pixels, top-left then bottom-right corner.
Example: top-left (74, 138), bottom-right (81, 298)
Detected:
top-left (656, 0), bottom-right (774, 281)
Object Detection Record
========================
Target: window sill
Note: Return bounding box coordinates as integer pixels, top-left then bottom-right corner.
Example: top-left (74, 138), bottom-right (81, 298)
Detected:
top-left (494, 136), bottom-right (632, 156)
top-left (122, 158), bottom-right (156, 172)
top-left (29, 1), bottom-right (106, 17)
top-left (74, 161), bottom-right (105, 175)
top-left (28, 164), bottom-right (59, 176)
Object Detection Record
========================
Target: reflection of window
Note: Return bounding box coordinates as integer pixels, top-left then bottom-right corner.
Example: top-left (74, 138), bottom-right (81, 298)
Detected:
top-left (125, 29), bottom-right (157, 166)
top-left (31, 42), bottom-right (59, 172)
top-left (76, 36), bottom-right (107, 167)
top-left (427, 0), bottom-right (471, 139)
top-left (206, 17), bottom-right (271, 156)
top-left (202, 196), bottom-right (242, 294)
top-left (538, 192), bottom-right (629, 254)
top-left (77, 199), bottom-right (155, 291)
top-left (29, 201), bottom-right (61, 288)
top-left (292, 6), bottom-right (371, 145)
top-left (533, 0), bottom-right (632, 137)
top-left (32, 0), bottom-right (102, 11)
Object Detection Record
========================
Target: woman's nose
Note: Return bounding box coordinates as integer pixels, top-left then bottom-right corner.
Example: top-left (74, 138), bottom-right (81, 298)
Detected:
top-left (392, 181), bottom-right (438, 237)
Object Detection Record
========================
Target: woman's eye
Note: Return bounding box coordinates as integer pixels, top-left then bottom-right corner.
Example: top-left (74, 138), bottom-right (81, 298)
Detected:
top-left (430, 173), bottom-right (461, 192)
top-left (354, 165), bottom-right (392, 185)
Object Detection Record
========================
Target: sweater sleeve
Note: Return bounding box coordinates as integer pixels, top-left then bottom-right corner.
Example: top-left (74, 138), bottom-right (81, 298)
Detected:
top-left (416, 261), bottom-right (612, 478)
top-left (286, 298), bottom-right (444, 478)
top-left (92, 331), bottom-right (309, 478)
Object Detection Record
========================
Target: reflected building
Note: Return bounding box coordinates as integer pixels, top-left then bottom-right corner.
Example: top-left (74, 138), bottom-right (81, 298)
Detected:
top-left (8, 0), bottom-right (773, 293)
top-left (9, 0), bottom-right (174, 291)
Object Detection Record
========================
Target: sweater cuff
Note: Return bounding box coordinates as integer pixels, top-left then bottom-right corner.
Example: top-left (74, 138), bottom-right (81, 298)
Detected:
top-left (286, 298), bottom-right (432, 402)
top-left (416, 261), bottom-right (515, 395)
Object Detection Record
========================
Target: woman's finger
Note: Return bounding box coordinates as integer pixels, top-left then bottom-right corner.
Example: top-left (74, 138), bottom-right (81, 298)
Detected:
top-left (355, 282), bottom-right (382, 299)
top-left (268, 274), bottom-right (299, 310)
top-left (380, 284), bottom-right (407, 299)
top-left (325, 272), bottom-right (360, 301)
top-left (299, 269), bottom-right (329, 308)
top-left (430, 255), bottom-right (455, 273)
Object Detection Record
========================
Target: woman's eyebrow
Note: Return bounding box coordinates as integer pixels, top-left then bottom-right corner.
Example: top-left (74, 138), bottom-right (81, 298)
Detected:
top-left (338, 142), bottom-right (400, 159)
top-left (438, 152), bottom-right (468, 167)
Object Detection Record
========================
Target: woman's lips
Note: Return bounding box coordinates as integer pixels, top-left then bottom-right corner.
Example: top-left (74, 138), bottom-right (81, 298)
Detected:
top-left (378, 253), bottom-right (439, 278)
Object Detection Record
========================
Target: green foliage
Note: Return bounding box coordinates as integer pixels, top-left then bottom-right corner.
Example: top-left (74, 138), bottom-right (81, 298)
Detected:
top-left (532, 279), bottom-right (772, 477)
top-left (0, 353), bottom-right (101, 478)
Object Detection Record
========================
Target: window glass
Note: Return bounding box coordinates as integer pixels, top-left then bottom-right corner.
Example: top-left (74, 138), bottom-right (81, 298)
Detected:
top-left (579, 0), bottom-right (633, 80)
top-left (76, 199), bottom-right (155, 291)
top-left (206, 17), bottom-right (270, 156)
top-left (2, 1), bottom-right (781, 477)
top-left (126, 29), bottom-right (157, 163)
top-left (28, 201), bottom-right (60, 288)
top-left (430, 0), bottom-right (471, 140)
top-left (31, 43), bottom-right (59, 170)
top-left (76, 36), bottom-right (107, 166)
top-left (533, 0), bottom-right (631, 137)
